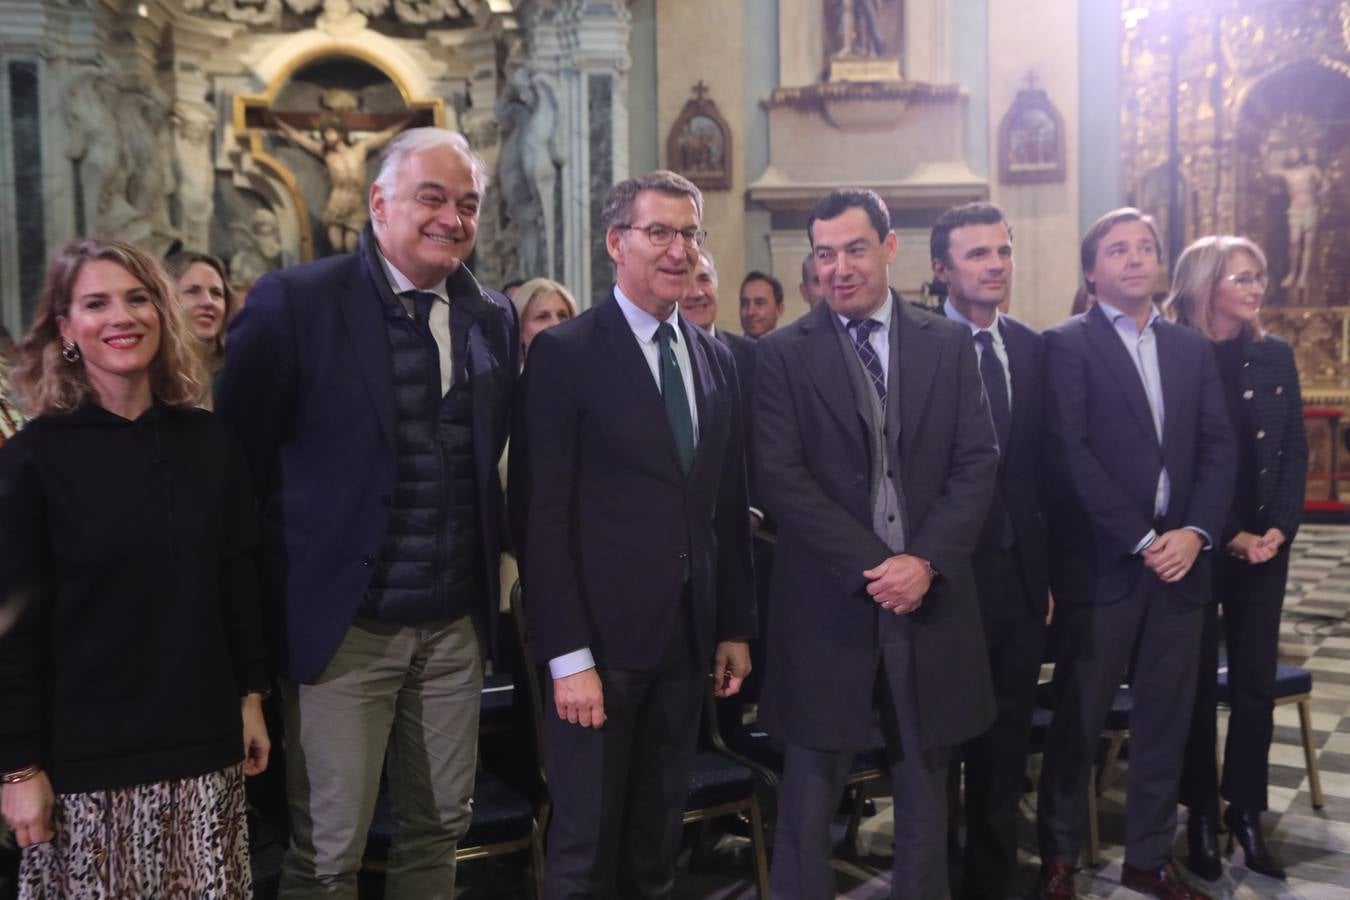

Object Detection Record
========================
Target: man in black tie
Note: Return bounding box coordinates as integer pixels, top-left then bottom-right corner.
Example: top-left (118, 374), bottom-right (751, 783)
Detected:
top-left (512, 170), bottom-right (757, 899)
top-left (932, 203), bottom-right (1049, 900)
top-left (757, 189), bottom-right (998, 899)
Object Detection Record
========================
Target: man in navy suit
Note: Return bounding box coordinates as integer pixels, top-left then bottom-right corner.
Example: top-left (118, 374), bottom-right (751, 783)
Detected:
top-left (933, 202), bottom-right (1049, 900)
top-left (512, 170), bottom-right (756, 898)
top-left (216, 128), bottom-right (517, 899)
top-left (1036, 209), bottom-right (1234, 900)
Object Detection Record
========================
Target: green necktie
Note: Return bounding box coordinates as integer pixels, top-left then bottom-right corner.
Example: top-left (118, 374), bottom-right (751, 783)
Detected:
top-left (655, 322), bottom-right (695, 473)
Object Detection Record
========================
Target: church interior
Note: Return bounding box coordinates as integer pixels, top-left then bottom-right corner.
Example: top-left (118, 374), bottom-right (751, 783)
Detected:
top-left (2, 0), bottom-right (1350, 897)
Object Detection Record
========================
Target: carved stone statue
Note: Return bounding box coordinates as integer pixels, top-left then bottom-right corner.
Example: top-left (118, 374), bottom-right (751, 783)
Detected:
top-left (230, 208), bottom-right (284, 286)
top-left (173, 100), bottom-right (217, 251)
top-left (1268, 147), bottom-right (1328, 291)
top-left (273, 112), bottom-right (406, 254)
top-left (65, 74), bottom-right (123, 234)
top-left (496, 65), bottom-right (562, 279)
top-left (833, 0), bottom-right (887, 58)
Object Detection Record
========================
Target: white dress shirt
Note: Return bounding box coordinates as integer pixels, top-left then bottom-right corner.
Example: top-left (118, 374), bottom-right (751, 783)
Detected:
top-left (375, 249), bottom-right (453, 397)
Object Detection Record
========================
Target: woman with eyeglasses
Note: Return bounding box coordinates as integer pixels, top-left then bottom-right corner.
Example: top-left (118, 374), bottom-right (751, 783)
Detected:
top-left (1164, 235), bottom-right (1306, 883)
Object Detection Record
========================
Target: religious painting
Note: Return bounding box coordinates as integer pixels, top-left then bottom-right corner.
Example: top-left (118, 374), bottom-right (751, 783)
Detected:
top-left (998, 75), bottom-right (1065, 185)
top-left (666, 82), bottom-right (732, 191)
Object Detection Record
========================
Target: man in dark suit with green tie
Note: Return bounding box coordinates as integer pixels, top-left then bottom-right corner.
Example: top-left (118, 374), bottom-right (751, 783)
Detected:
top-left (512, 170), bottom-right (756, 899)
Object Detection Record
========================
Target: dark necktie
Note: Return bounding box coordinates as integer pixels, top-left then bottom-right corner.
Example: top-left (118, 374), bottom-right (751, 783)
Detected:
top-left (849, 318), bottom-right (886, 407)
top-left (404, 290), bottom-right (442, 398)
top-left (975, 330), bottom-right (1011, 455)
top-left (655, 322), bottom-right (695, 473)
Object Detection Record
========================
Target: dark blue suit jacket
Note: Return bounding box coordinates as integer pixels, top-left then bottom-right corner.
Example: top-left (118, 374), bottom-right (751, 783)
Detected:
top-left (216, 228), bottom-right (518, 682)
top-left (1045, 303), bottom-right (1235, 606)
top-left (510, 296), bottom-right (756, 669)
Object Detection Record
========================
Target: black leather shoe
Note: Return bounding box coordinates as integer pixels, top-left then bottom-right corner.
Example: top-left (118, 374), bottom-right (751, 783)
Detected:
top-left (1224, 806), bottom-right (1286, 880)
top-left (1185, 809), bottom-right (1222, 882)
top-left (1120, 861), bottom-right (1210, 899)
top-left (1039, 863), bottom-right (1076, 900)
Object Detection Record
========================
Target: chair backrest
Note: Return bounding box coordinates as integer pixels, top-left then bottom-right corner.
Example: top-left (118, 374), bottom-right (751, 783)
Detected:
top-left (508, 581), bottom-right (550, 797)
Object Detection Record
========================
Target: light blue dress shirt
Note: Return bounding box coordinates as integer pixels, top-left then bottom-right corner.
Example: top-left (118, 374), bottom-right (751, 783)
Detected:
top-left (835, 291), bottom-right (894, 385)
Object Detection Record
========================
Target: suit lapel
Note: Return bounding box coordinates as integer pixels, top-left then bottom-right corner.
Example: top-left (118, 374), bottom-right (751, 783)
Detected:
top-left (342, 247), bottom-right (396, 448)
top-left (597, 296), bottom-right (686, 476)
top-left (796, 303), bottom-right (868, 441)
top-left (1084, 304), bottom-right (1160, 447)
top-left (1154, 320), bottom-right (1186, 450)
top-left (1000, 319), bottom-right (1029, 459)
top-left (683, 318), bottom-right (721, 482)
top-left (896, 298), bottom-right (938, 465)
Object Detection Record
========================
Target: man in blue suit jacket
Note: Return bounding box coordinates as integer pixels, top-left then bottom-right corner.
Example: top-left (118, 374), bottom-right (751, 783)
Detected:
top-left (216, 128), bottom-right (517, 899)
top-left (1036, 209), bottom-right (1234, 900)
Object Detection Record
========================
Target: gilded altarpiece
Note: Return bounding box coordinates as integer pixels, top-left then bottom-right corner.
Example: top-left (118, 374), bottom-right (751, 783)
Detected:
top-left (1120, 0), bottom-right (1350, 499)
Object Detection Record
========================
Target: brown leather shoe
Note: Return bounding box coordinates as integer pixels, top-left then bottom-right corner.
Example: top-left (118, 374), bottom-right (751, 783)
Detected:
top-left (1120, 861), bottom-right (1211, 899)
top-left (1039, 863), bottom-right (1076, 900)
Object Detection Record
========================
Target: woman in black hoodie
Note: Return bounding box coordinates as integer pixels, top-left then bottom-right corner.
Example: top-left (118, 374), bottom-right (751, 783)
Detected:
top-left (0, 239), bottom-right (270, 899)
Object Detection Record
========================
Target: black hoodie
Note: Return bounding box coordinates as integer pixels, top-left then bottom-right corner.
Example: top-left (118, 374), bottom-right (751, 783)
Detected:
top-left (0, 402), bottom-right (267, 793)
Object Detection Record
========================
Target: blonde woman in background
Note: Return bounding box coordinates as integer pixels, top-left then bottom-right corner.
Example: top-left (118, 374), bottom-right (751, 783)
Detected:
top-left (164, 248), bottom-right (234, 408)
top-left (499, 277), bottom-right (579, 614)
top-left (1165, 235), bottom-right (1306, 883)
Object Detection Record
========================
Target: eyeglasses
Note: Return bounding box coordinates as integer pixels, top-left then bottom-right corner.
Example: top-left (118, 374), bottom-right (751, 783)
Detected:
top-left (615, 223), bottom-right (708, 248)
top-left (1226, 272), bottom-right (1268, 290)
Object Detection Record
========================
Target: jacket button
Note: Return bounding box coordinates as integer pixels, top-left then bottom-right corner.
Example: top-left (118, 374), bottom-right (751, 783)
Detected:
top-left (1260, 468), bottom-right (1268, 475)
top-left (1275, 386), bottom-right (1283, 394)
top-left (1243, 389), bottom-right (1254, 400)
top-left (361, 555), bottom-right (374, 566)
top-left (1256, 430), bottom-right (1266, 439)
top-left (678, 551), bottom-right (689, 560)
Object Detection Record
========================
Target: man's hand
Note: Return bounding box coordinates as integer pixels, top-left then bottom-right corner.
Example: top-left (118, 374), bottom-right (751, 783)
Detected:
top-left (241, 693), bottom-right (271, 777)
top-left (1, 771), bottom-right (54, 848)
top-left (554, 668), bottom-right (606, 728)
top-left (863, 554), bottom-right (932, 615)
top-left (712, 641), bottom-right (752, 698)
top-left (1144, 529), bottom-right (1204, 583)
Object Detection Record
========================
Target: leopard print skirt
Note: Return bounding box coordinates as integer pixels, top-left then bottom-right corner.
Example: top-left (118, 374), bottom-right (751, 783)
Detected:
top-left (18, 764), bottom-right (252, 899)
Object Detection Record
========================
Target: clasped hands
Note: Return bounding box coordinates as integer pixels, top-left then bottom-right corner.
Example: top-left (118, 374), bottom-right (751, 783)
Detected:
top-left (1227, 527), bottom-right (1286, 565)
top-left (552, 640), bottom-right (751, 729)
top-left (1143, 529), bottom-right (1203, 583)
top-left (864, 553), bottom-right (932, 616)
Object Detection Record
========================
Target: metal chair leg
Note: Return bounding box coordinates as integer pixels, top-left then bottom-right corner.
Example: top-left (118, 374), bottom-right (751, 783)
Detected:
top-left (1297, 698), bottom-right (1325, 810)
top-left (749, 795), bottom-right (771, 899)
top-left (1084, 763), bottom-right (1101, 867)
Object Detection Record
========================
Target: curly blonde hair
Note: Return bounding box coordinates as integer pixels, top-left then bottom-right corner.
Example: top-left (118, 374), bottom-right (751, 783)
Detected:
top-left (9, 239), bottom-right (207, 417)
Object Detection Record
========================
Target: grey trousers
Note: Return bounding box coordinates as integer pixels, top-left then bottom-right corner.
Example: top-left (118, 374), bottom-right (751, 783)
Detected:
top-left (771, 648), bottom-right (952, 900)
top-left (1036, 580), bottom-right (1203, 870)
top-left (278, 615), bottom-right (483, 900)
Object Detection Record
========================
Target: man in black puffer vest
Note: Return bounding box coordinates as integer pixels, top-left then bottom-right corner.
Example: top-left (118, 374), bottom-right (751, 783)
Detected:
top-left (217, 128), bottom-right (517, 899)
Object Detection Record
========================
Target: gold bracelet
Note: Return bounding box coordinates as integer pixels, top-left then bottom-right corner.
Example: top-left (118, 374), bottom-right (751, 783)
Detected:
top-left (1, 764), bottom-right (41, 784)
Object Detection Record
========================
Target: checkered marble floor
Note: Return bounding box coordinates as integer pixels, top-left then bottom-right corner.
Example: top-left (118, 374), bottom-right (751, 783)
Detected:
top-left (679, 524), bottom-right (1350, 899)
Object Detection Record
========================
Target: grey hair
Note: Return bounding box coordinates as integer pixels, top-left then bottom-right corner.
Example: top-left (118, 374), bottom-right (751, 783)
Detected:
top-left (370, 127), bottom-right (490, 204)
top-left (600, 170), bottom-right (703, 232)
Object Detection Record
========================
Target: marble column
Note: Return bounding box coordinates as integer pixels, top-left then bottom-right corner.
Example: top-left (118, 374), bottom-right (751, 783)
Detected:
top-left (524, 0), bottom-right (631, 308)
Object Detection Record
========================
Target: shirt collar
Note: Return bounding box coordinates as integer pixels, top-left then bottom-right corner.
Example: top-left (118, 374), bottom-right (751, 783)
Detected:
top-left (614, 284), bottom-right (682, 344)
top-left (1095, 297), bottom-right (1159, 335)
top-left (942, 299), bottom-right (1003, 347)
top-left (375, 245), bottom-right (449, 304)
top-left (835, 290), bottom-right (894, 333)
